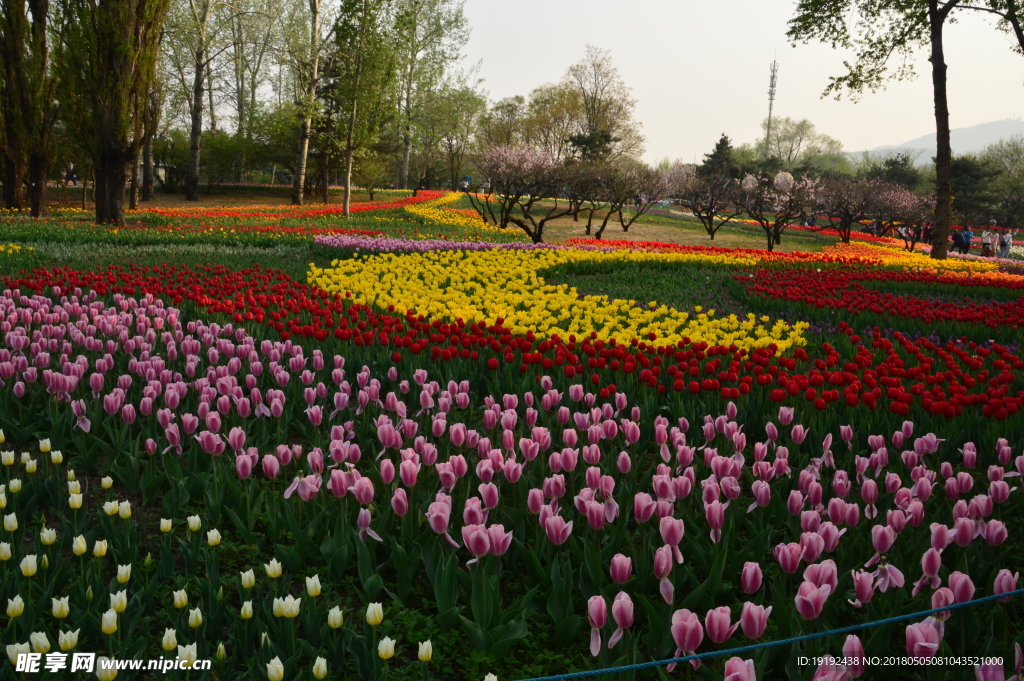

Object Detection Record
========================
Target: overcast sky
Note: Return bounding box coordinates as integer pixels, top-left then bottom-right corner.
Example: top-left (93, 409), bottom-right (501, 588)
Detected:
top-left (460, 0), bottom-right (1023, 163)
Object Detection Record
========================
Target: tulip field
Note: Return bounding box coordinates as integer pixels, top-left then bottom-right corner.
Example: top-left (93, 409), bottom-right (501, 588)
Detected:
top-left (2, 193), bottom-right (1024, 681)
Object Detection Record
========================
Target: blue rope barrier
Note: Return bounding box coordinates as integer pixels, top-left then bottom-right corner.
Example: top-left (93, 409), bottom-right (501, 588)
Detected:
top-left (516, 587), bottom-right (1024, 681)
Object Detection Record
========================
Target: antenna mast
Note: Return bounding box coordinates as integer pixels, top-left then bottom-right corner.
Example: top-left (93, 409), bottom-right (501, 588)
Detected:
top-left (764, 61), bottom-right (779, 159)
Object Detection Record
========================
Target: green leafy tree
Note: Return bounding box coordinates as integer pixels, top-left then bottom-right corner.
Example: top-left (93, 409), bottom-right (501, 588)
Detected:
top-left (982, 136), bottom-right (1024, 226)
top-left (862, 151), bottom-right (923, 189)
top-left (951, 154), bottom-right (1002, 222)
top-left (788, 0), bottom-right (971, 259)
top-left (698, 134), bottom-right (735, 178)
top-left (56, 0), bottom-right (169, 223)
top-left (329, 0), bottom-right (396, 215)
top-left (0, 0), bottom-right (56, 215)
top-left (393, 0), bottom-right (468, 189)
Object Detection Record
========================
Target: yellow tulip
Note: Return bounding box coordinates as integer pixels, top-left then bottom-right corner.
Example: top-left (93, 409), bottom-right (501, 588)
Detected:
top-left (305, 574), bottom-right (321, 597)
top-left (103, 501), bottom-right (119, 516)
top-left (162, 628), bottom-right (177, 651)
top-left (110, 590), bottom-right (127, 613)
top-left (52, 596), bottom-right (70, 618)
top-left (40, 527), bottom-right (56, 545)
top-left (160, 518), bottom-right (172, 532)
top-left (93, 539), bottom-right (108, 557)
top-left (100, 476), bottom-right (113, 489)
top-left (313, 656), bottom-right (327, 680)
top-left (30, 632), bottom-right (49, 654)
top-left (240, 569), bottom-right (255, 589)
top-left (58, 629), bottom-right (79, 651)
top-left (418, 640), bottom-right (433, 662)
top-left (68, 480), bottom-right (81, 494)
top-left (266, 656), bottom-right (284, 681)
top-left (377, 636), bottom-right (395, 660)
top-left (7, 595), bottom-right (24, 617)
top-left (20, 555), bottom-right (37, 577)
top-left (96, 657), bottom-right (118, 681)
top-left (101, 609), bottom-right (117, 634)
top-left (188, 607), bottom-right (202, 628)
top-left (3, 513), bottom-right (18, 532)
top-left (264, 558), bottom-right (282, 578)
top-left (72, 535), bottom-right (87, 556)
top-left (69, 493), bottom-right (82, 509)
top-left (116, 564), bottom-right (131, 583)
top-left (327, 606), bottom-right (343, 629)
top-left (118, 502), bottom-right (132, 519)
top-left (187, 515), bottom-right (201, 532)
top-left (0, 451), bottom-right (12, 466)
top-left (0, 542), bottom-right (9, 561)
top-left (206, 529), bottom-right (221, 546)
top-left (172, 590), bottom-right (188, 609)
top-left (8, 479), bottom-right (20, 493)
top-left (23, 459), bottom-right (36, 474)
top-left (177, 643), bottom-right (198, 668)
top-left (38, 439), bottom-right (51, 453)
top-left (240, 601), bottom-right (253, 619)
top-left (50, 450), bottom-right (63, 464)
top-left (366, 602), bottom-right (383, 626)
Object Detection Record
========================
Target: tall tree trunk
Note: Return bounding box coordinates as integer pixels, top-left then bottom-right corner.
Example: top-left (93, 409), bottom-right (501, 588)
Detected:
top-left (321, 139), bottom-right (330, 204)
top-left (94, 149), bottom-right (128, 223)
top-left (928, 0), bottom-right (954, 260)
top-left (142, 136), bottom-right (154, 200)
top-left (27, 152), bottom-right (49, 217)
top-left (399, 60), bottom-right (413, 189)
top-left (292, 0), bottom-right (321, 206)
top-left (292, 116), bottom-right (311, 205)
top-left (184, 54), bottom-right (205, 201)
top-left (3, 156), bottom-right (25, 209)
top-left (129, 147), bottom-right (140, 209)
top-left (207, 68), bottom-right (217, 131)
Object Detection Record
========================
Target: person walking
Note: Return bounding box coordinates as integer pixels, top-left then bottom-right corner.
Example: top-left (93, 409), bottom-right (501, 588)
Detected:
top-left (999, 223), bottom-right (1019, 259)
top-left (960, 223), bottom-right (974, 255)
top-left (981, 222), bottom-right (996, 257)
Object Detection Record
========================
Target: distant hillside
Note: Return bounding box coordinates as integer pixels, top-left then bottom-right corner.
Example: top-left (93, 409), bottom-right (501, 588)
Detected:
top-left (862, 119), bottom-right (1024, 163)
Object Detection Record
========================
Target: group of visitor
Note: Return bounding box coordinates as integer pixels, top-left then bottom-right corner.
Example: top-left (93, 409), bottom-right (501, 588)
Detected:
top-left (951, 219), bottom-right (1017, 258)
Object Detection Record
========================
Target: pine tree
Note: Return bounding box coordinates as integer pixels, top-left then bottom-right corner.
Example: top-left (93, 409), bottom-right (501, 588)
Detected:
top-left (698, 134), bottom-right (734, 177)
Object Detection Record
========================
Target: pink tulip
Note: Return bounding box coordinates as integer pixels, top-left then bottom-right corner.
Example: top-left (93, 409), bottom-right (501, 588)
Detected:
top-left (949, 571), bottom-right (975, 603)
top-left (284, 474), bottom-right (322, 502)
top-left (843, 635), bottom-right (865, 678)
top-left (800, 532), bottom-right (825, 563)
top-left (985, 520), bottom-right (1008, 546)
top-left (739, 602), bottom-right (771, 639)
top-left (357, 508), bottom-right (381, 542)
top-left (786, 490), bottom-right (804, 516)
top-left (778, 407), bottom-right (794, 426)
top-left (741, 562), bottom-right (762, 594)
top-left (866, 525), bottom-right (895, 567)
top-left (905, 620), bottom-right (941, 658)
top-left (930, 523), bottom-right (951, 551)
top-left (610, 554), bottom-right (632, 584)
top-left (791, 424), bottom-right (808, 445)
top-left (464, 497), bottom-right (487, 522)
top-left (617, 451), bottom-right (631, 473)
top-left (262, 454), bottom-right (280, 479)
top-left (705, 500), bottom-right (726, 543)
top-left (487, 524), bottom-right (512, 556)
top-left (913, 548), bottom-right (943, 596)
top-left (812, 655), bottom-right (847, 681)
top-left (461, 524), bottom-right (490, 560)
top-left (994, 569), bottom-right (1019, 602)
top-left (235, 453), bottom-right (252, 479)
top-left (352, 477), bottom-right (375, 504)
top-left (803, 559), bottom-right (838, 592)
top-left (932, 587), bottom-right (955, 616)
top-left (587, 596), bottom-right (607, 656)
top-left (608, 592), bottom-right (633, 648)
top-left (773, 543), bottom-right (802, 574)
top-left (544, 515), bottom-right (573, 545)
top-left (391, 489), bottom-right (409, 517)
top-left (849, 570), bottom-right (874, 608)
top-left (660, 516), bottom-right (685, 563)
top-left (953, 517), bottom-right (976, 547)
top-left (794, 581), bottom-right (831, 620)
top-left (723, 657), bottom-right (756, 681)
top-left (974, 661), bottom-right (1007, 681)
top-left (667, 609), bottom-right (703, 672)
top-left (654, 545), bottom-right (674, 604)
